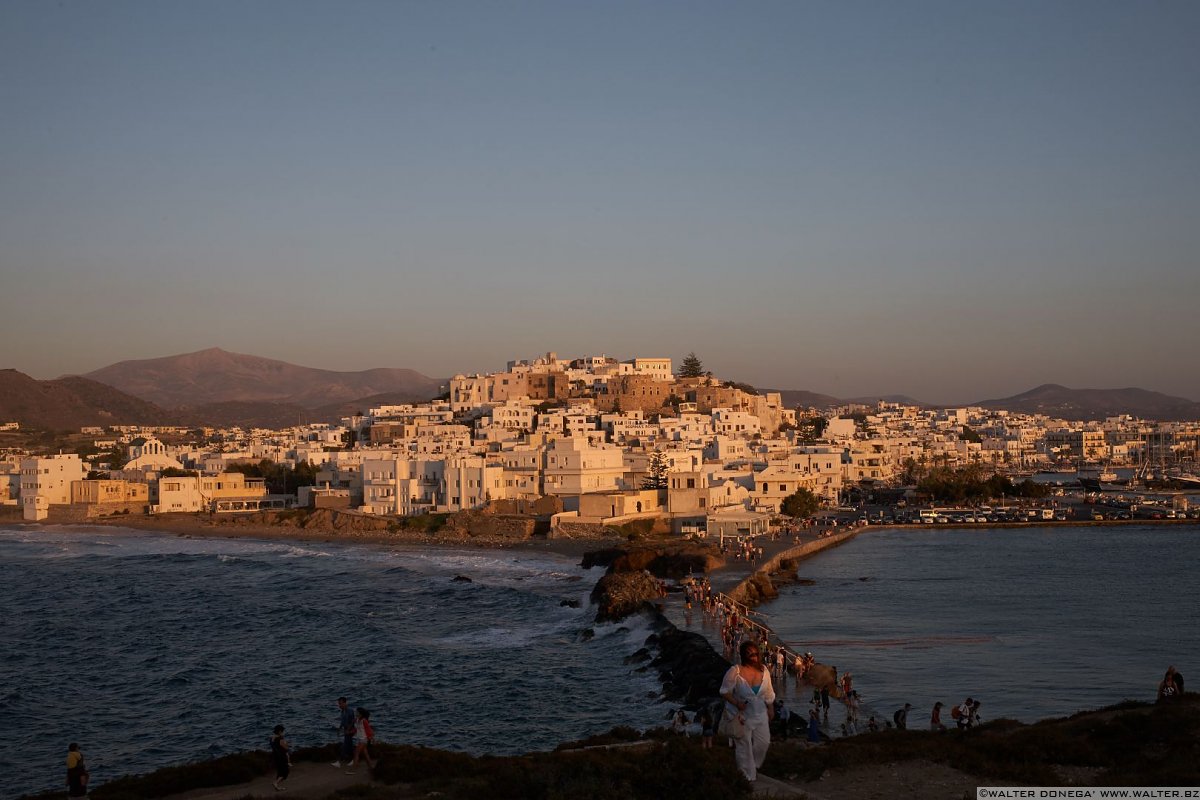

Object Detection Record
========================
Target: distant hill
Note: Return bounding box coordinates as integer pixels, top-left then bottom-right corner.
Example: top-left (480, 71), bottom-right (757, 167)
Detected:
top-left (973, 384), bottom-right (1200, 421)
top-left (0, 370), bottom-right (176, 431)
top-left (773, 389), bottom-right (844, 410)
top-left (845, 394), bottom-right (928, 407)
top-left (175, 401), bottom-right (311, 430)
top-left (82, 348), bottom-right (445, 410)
top-left (773, 390), bottom-right (930, 410)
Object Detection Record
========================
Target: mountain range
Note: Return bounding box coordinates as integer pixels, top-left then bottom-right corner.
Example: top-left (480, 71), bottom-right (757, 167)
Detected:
top-left (1, 349), bottom-right (1198, 430)
top-left (83, 348), bottom-right (444, 410)
top-left (779, 383), bottom-right (1200, 421)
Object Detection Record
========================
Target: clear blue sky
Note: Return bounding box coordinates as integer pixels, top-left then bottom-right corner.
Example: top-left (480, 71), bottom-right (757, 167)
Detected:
top-left (2, 0), bottom-right (1197, 404)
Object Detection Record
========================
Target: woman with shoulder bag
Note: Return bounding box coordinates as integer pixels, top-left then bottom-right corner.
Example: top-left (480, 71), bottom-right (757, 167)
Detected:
top-left (346, 708), bottom-right (377, 772)
top-left (720, 641), bottom-right (775, 783)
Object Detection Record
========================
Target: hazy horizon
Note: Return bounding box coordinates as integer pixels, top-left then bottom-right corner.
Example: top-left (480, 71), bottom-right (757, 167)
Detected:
top-left (4, 344), bottom-right (1192, 408)
top-left (2, 1), bottom-right (1198, 403)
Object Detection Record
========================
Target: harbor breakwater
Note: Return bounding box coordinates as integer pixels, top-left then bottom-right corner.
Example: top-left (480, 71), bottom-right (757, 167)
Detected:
top-left (593, 530), bottom-right (863, 711)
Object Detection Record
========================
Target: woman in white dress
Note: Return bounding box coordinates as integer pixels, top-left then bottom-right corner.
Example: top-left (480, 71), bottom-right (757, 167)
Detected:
top-left (720, 640), bottom-right (776, 782)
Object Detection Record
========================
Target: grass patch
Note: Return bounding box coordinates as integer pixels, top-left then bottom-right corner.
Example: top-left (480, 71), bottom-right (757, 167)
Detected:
top-left (369, 738), bottom-right (748, 800)
top-left (762, 696), bottom-right (1200, 787)
top-left (86, 751), bottom-right (269, 800)
top-left (389, 513), bottom-right (450, 533)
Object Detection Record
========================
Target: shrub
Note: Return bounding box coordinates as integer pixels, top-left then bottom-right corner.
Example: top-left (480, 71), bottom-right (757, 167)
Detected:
top-left (89, 751), bottom-right (268, 800)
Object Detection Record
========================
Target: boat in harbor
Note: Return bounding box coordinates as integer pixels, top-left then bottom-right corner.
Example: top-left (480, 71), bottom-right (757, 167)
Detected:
top-left (1078, 464), bottom-right (1127, 492)
top-left (1163, 470), bottom-right (1200, 488)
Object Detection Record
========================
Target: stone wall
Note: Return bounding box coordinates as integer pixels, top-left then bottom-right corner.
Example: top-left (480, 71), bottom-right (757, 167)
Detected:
top-left (726, 530), bottom-right (860, 607)
top-left (550, 520), bottom-right (619, 539)
top-left (487, 496), bottom-right (563, 516)
top-left (38, 503), bottom-right (148, 523)
top-left (443, 511), bottom-right (539, 540)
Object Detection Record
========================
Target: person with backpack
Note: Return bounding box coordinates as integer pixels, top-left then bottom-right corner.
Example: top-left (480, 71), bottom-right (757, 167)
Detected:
top-left (893, 703), bottom-right (911, 730)
top-left (65, 743), bottom-right (89, 799)
top-left (954, 697), bottom-right (972, 729)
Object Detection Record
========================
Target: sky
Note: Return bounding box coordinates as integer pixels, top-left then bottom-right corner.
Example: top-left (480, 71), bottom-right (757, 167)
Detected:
top-left (1, 0), bottom-right (1198, 404)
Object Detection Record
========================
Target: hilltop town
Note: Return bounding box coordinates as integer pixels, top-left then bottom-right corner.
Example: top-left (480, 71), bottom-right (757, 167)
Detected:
top-left (4, 352), bottom-right (1199, 527)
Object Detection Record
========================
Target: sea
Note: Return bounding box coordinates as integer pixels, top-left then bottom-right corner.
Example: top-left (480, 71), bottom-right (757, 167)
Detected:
top-left (5, 524), bottom-right (1199, 797)
top-left (0, 526), bottom-right (664, 798)
top-left (758, 523), bottom-right (1200, 727)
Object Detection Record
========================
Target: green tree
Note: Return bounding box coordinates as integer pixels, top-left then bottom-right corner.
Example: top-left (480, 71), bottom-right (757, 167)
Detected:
top-left (641, 451), bottom-right (669, 490)
top-left (795, 416), bottom-right (828, 442)
top-left (678, 352), bottom-right (704, 379)
top-left (961, 426), bottom-right (983, 444)
top-left (225, 459), bottom-right (319, 495)
top-left (105, 445), bottom-right (128, 470)
top-left (781, 487), bottom-right (820, 519)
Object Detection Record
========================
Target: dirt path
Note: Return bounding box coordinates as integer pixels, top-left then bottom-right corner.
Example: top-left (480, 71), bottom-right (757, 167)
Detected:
top-left (168, 762), bottom-right (379, 800)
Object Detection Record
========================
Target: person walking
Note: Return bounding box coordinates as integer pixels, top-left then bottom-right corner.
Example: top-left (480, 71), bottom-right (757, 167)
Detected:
top-left (807, 706), bottom-right (822, 742)
top-left (955, 697), bottom-right (972, 730)
top-left (968, 700), bottom-right (982, 729)
top-left (720, 641), bottom-right (776, 783)
top-left (845, 690), bottom-right (860, 732)
top-left (332, 697), bottom-right (355, 767)
top-left (65, 743), bottom-right (89, 799)
top-left (346, 707), bottom-right (377, 772)
top-left (270, 725), bottom-right (291, 792)
top-left (930, 701), bottom-right (947, 731)
top-left (893, 703), bottom-right (912, 730)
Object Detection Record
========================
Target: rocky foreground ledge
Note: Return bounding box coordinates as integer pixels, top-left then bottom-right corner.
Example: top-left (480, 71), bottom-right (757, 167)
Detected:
top-left (25, 696), bottom-right (1200, 800)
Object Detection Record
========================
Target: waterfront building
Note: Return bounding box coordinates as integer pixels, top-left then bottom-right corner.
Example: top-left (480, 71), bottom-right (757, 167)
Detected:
top-left (20, 453), bottom-right (86, 520)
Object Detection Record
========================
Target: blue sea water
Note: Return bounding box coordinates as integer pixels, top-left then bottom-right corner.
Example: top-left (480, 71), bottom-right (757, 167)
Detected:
top-left (0, 526), bottom-right (664, 798)
top-left (760, 524), bottom-right (1200, 726)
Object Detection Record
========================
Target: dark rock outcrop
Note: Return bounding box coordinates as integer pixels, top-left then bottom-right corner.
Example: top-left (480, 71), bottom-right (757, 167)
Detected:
top-left (581, 542), bottom-right (724, 579)
top-left (738, 571), bottom-right (780, 606)
top-left (645, 617), bottom-right (731, 707)
top-left (590, 572), bottom-right (662, 623)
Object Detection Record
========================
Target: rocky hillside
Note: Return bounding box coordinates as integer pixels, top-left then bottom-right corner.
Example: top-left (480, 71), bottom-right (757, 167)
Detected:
top-left (0, 370), bottom-right (176, 430)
